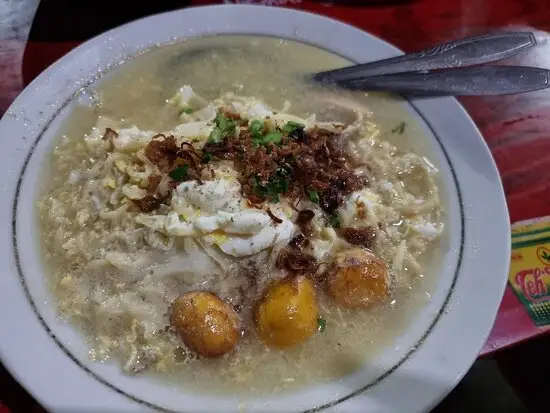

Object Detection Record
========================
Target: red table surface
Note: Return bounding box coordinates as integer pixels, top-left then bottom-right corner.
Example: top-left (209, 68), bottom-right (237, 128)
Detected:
top-left (1, 0), bottom-right (550, 396)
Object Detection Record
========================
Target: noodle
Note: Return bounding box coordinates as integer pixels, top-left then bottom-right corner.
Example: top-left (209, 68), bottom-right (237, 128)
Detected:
top-left (38, 36), bottom-right (445, 395)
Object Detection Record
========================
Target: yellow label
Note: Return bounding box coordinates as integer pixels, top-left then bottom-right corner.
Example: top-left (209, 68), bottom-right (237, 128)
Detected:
top-left (509, 216), bottom-right (550, 326)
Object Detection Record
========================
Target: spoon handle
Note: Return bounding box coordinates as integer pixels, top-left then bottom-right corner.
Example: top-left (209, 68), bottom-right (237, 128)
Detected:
top-left (339, 66), bottom-right (550, 96)
top-left (314, 32), bottom-right (536, 82)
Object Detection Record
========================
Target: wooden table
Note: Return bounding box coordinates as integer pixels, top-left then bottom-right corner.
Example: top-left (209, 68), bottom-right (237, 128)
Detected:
top-left (1, 0), bottom-right (550, 410)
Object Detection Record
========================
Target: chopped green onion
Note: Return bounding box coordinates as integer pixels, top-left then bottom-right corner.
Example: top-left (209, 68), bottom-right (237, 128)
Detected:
top-left (208, 127), bottom-right (223, 143)
top-left (282, 121), bottom-right (305, 133)
top-left (208, 113), bottom-right (237, 144)
top-left (307, 190), bottom-right (319, 204)
top-left (253, 173), bottom-right (289, 203)
top-left (391, 121), bottom-right (406, 134)
top-left (180, 107), bottom-right (193, 115)
top-left (251, 134), bottom-right (264, 147)
top-left (317, 317), bottom-right (326, 332)
top-left (201, 152), bottom-right (213, 163)
top-left (280, 178), bottom-right (289, 193)
top-left (265, 181), bottom-right (277, 194)
top-left (262, 131), bottom-right (283, 145)
top-left (249, 119), bottom-right (264, 135)
top-left (215, 113), bottom-right (236, 133)
top-left (169, 164), bottom-right (189, 181)
top-left (328, 213), bottom-right (341, 228)
top-left (265, 180), bottom-right (282, 196)
top-left (253, 175), bottom-right (264, 193)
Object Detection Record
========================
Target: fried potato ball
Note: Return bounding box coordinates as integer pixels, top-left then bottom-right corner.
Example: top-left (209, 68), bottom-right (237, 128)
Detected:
top-left (255, 276), bottom-right (319, 349)
top-left (327, 247), bottom-right (390, 308)
top-left (170, 291), bottom-right (239, 358)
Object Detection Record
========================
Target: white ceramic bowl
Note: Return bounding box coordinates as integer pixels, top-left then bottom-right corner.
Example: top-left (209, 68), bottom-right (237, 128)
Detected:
top-left (0, 5), bottom-right (510, 413)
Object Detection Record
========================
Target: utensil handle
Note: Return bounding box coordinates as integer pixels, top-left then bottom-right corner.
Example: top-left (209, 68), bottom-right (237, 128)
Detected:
top-left (314, 32), bottom-right (536, 82)
top-left (340, 66), bottom-right (550, 96)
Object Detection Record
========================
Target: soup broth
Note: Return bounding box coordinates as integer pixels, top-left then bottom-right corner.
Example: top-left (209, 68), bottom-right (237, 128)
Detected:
top-left (38, 35), bottom-right (446, 394)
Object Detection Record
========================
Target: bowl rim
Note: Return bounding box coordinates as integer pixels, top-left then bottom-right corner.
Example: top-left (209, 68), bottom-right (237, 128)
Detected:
top-left (0, 4), bottom-right (510, 413)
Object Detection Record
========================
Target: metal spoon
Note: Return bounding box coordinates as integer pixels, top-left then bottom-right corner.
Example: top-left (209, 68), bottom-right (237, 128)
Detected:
top-left (333, 66), bottom-right (550, 96)
top-left (312, 31), bottom-right (549, 96)
top-left (314, 31), bottom-right (536, 81)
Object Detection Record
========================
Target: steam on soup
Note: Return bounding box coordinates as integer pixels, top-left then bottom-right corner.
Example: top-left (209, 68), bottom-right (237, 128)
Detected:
top-left (38, 36), bottom-right (444, 394)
